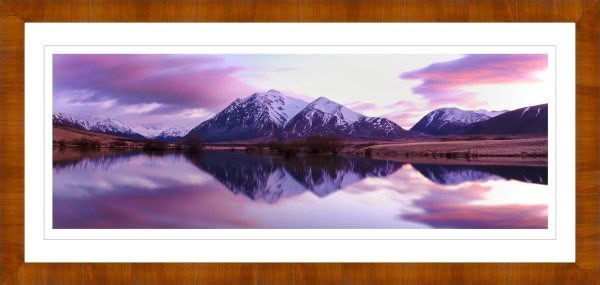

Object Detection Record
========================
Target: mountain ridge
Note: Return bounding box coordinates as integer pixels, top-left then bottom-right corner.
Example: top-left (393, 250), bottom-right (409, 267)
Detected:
top-left (410, 107), bottom-right (496, 136)
top-left (52, 112), bottom-right (190, 141)
top-left (185, 91), bottom-right (419, 142)
top-left (185, 90), bottom-right (309, 143)
top-left (283, 96), bottom-right (414, 140)
top-left (54, 90), bottom-right (548, 143)
top-left (462, 104), bottom-right (548, 136)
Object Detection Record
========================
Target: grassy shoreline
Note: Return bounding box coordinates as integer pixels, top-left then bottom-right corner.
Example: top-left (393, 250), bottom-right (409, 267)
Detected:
top-left (347, 138), bottom-right (548, 165)
top-left (54, 126), bottom-right (547, 165)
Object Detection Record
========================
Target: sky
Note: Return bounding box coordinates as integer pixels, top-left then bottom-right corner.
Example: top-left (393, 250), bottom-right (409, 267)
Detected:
top-left (53, 53), bottom-right (549, 129)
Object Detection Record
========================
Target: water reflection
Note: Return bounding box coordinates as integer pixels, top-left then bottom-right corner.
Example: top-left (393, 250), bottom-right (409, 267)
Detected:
top-left (53, 149), bottom-right (549, 229)
top-left (185, 151), bottom-right (404, 202)
top-left (411, 163), bottom-right (547, 185)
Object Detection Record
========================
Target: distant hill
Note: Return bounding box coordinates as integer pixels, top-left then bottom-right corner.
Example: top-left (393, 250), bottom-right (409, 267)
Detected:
top-left (53, 113), bottom-right (146, 140)
top-left (462, 104), bottom-right (548, 136)
top-left (410, 108), bottom-right (497, 136)
top-left (53, 113), bottom-right (191, 142)
top-left (55, 92), bottom-right (547, 144)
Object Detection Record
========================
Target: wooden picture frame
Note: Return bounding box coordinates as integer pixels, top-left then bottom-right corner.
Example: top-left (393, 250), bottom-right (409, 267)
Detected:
top-left (0, 0), bottom-right (598, 284)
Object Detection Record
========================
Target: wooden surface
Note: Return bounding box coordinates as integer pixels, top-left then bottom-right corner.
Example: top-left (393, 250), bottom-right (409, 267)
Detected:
top-left (1, 0), bottom-right (599, 284)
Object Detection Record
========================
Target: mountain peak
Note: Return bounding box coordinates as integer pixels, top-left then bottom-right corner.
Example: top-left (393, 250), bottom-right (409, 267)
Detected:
top-left (427, 108), bottom-right (490, 123)
top-left (245, 89), bottom-right (288, 103)
top-left (187, 93), bottom-right (415, 142)
top-left (303, 97), bottom-right (363, 124)
top-left (310, 96), bottom-right (337, 106)
top-left (411, 105), bottom-right (543, 136)
top-left (283, 96), bottom-right (413, 139)
top-left (186, 91), bottom-right (308, 142)
top-left (411, 107), bottom-right (491, 136)
top-left (308, 96), bottom-right (338, 108)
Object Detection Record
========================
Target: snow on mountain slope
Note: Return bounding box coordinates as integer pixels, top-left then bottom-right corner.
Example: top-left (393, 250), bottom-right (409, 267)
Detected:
top-left (91, 118), bottom-right (136, 135)
top-left (410, 108), bottom-right (492, 136)
top-left (158, 127), bottom-right (189, 138)
top-left (52, 112), bottom-right (95, 130)
top-left (131, 123), bottom-right (191, 141)
top-left (302, 97), bottom-right (363, 126)
top-left (258, 89), bottom-right (309, 127)
top-left (54, 112), bottom-right (193, 141)
top-left (154, 127), bottom-right (191, 142)
top-left (185, 90), bottom-right (309, 143)
top-left (284, 97), bottom-right (414, 139)
top-left (131, 123), bottom-right (166, 138)
top-left (53, 112), bottom-right (146, 140)
top-left (185, 92), bottom-right (417, 143)
top-left (473, 109), bottom-right (508, 118)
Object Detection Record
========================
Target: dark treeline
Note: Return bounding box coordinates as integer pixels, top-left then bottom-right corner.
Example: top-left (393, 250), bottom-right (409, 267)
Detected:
top-left (182, 136), bottom-right (205, 152)
top-left (53, 135), bottom-right (347, 156)
top-left (260, 136), bottom-right (345, 157)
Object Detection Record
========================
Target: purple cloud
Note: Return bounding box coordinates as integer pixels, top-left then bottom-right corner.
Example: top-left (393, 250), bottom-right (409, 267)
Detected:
top-left (401, 54), bottom-right (548, 106)
top-left (53, 55), bottom-right (254, 115)
top-left (400, 183), bottom-right (548, 229)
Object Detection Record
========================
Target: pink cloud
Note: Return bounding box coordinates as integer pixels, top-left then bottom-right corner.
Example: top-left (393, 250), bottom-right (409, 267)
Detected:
top-left (53, 55), bottom-right (255, 115)
top-left (402, 203), bottom-right (548, 229)
top-left (400, 182), bottom-right (548, 229)
top-left (345, 101), bottom-right (378, 112)
top-left (401, 54), bottom-right (548, 106)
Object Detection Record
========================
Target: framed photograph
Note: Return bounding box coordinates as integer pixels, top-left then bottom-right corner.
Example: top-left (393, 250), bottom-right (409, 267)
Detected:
top-left (1, 1), bottom-right (598, 284)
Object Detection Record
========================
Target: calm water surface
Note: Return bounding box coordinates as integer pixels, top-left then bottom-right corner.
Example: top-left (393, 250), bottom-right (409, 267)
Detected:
top-left (53, 149), bottom-right (549, 229)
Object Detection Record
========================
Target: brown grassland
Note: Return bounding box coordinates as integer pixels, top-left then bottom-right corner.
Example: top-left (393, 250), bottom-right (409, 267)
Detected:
top-left (348, 137), bottom-right (548, 165)
top-left (54, 126), bottom-right (547, 165)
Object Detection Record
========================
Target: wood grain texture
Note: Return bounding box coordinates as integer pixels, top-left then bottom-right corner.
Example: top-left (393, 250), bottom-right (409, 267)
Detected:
top-left (1, 0), bottom-right (90, 21)
top-left (196, 0), bottom-right (301, 22)
top-left (0, 0), bottom-right (599, 284)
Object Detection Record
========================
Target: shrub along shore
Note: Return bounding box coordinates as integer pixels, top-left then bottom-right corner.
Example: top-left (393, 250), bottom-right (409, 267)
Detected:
top-left (53, 126), bottom-right (547, 164)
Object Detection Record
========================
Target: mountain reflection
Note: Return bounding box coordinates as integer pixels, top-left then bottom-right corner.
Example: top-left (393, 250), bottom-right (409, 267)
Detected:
top-left (53, 150), bottom-right (548, 204)
top-left (52, 150), bottom-right (549, 229)
top-left (184, 151), bottom-right (405, 203)
top-left (411, 163), bottom-right (548, 185)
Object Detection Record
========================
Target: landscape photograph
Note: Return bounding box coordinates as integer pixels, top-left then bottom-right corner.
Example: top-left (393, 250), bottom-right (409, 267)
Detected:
top-left (52, 53), bottom-right (550, 229)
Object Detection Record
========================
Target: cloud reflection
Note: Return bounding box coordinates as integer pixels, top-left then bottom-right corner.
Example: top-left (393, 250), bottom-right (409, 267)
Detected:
top-left (53, 150), bottom-right (549, 229)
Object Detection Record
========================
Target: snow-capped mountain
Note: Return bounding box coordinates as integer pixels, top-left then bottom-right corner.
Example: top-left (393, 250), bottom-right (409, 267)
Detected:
top-left (52, 112), bottom-right (96, 130)
top-left (473, 109), bottom-right (508, 118)
top-left (130, 123), bottom-right (166, 138)
top-left (284, 97), bottom-right (360, 136)
top-left (154, 127), bottom-right (191, 142)
top-left (284, 97), bottom-right (413, 139)
top-left (89, 118), bottom-right (146, 140)
top-left (185, 90), bottom-right (309, 143)
top-left (53, 112), bottom-right (146, 140)
top-left (410, 108), bottom-right (493, 136)
top-left (185, 92), bottom-right (416, 143)
top-left (131, 123), bottom-right (191, 142)
top-left (462, 104), bottom-right (548, 136)
top-left (53, 112), bottom-right (192, 141)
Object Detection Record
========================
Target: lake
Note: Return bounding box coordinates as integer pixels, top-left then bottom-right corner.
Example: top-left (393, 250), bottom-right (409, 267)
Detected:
top-left (53, 149), bottom-right (549, 229)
